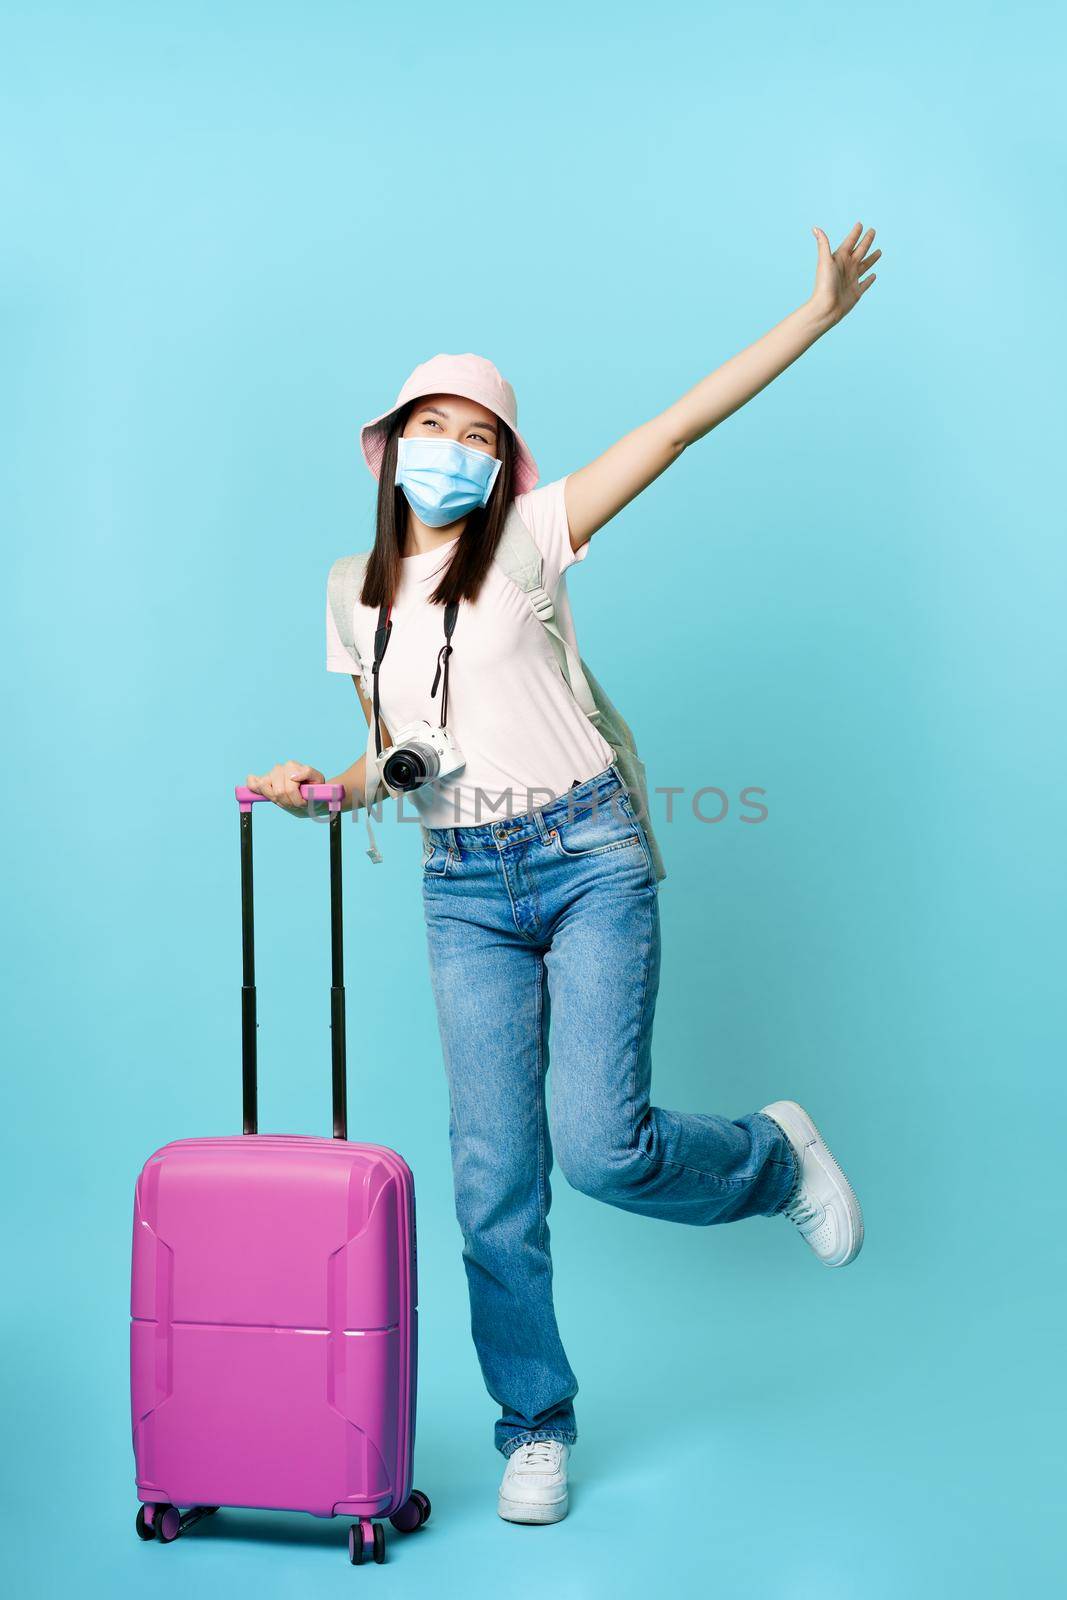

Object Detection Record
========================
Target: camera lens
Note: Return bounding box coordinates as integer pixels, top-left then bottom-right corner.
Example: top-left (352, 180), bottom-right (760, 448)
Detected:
top-left (383, 742), bottom-right (439, 792)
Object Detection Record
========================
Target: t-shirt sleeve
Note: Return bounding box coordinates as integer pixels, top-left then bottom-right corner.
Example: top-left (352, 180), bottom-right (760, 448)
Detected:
top-left (325, 587), bottom-right (363, 676)
top-left (512, 473), bottom-right (589, 592)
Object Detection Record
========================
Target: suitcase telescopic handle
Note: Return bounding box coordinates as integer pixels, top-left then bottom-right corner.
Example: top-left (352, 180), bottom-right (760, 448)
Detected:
top-left (233, 783), bottom-right (348, 1140)
top-left (235, 782), bottom-right (344, 812)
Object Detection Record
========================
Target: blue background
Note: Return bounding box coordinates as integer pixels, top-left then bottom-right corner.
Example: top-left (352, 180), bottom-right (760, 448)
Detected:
top-left (4, 2), bottom-right (1063, 1594)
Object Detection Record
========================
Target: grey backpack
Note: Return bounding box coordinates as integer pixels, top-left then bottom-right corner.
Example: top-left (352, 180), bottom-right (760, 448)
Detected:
top-left (327, 502), bottom-right (666, 881)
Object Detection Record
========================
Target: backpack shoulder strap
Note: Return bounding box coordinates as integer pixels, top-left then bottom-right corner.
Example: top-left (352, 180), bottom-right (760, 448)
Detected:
top-left (494, 507), bottom-right (599, 721)
top-left (496, 507), bottom-right (666, 883)
top-left (327, 552), bottom-right (371, 675)
top-left (494, 507), bottom-right (546, 600)
top-left (327, 552), bottom-right (386, 863)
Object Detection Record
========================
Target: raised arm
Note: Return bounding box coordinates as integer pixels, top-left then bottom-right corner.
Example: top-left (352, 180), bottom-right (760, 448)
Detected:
top-left (564, 222), bottom-right (881, 549)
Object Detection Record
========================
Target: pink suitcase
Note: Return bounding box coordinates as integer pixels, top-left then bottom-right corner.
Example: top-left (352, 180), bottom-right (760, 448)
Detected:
top-left (130, 783), bottom-right (428, 1567)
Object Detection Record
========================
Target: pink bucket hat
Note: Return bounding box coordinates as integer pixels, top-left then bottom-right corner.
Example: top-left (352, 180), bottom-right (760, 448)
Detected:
top-left (359, 352), bottom-right (539, 497)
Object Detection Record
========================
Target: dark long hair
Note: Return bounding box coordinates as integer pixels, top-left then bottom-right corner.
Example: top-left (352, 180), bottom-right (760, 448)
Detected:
top-left (359, 401), bottom-right (516, 610)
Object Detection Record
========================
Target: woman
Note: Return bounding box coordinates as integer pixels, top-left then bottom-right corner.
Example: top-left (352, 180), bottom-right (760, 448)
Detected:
top-left (247, 221), bottom-right (880, 1526)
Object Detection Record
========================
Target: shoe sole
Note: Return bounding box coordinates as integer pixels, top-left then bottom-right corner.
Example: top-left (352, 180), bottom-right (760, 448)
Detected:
top-left (767, 1099), bottom-right (864, 1266)
top-left (498, 1493), bottom-right (569, 1525)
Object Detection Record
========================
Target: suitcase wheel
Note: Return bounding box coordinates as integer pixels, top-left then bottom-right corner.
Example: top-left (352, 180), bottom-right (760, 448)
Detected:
top-left (349, 1519), bottom-right (386, 1565)
top-left (389, 1489), bottom-right (431, 1533)
top-left (135, 1502), bottom-right (218, 1544)
top-left (156, 1506), bottom-right (182, 1543)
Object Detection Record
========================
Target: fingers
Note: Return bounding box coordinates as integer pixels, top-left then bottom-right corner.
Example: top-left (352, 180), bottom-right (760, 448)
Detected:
top-left (244, 764), bottom-right (294, 806)
top-left (837, 220), bottom-right (865, 255)
top-left (271, 761), bottom-right (303, 808)
top-left (282, 762), bottom-right (312, 808)
top-left (816, 222), bottom-right (880, 265)
top-left (857, 272), bottom-right (877, 295)
top-left (856, 247), bottom-right (882, 276)
top-left (245, 761), bottom-right (325, 810)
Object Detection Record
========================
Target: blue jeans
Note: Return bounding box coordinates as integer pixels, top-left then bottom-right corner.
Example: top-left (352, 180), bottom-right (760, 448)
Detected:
top-left (420, 763), bottom-right (799, 1457)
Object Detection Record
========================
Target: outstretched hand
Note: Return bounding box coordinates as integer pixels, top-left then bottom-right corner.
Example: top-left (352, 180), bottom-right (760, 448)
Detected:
top-left (809, 222), bottom-right (881, 327)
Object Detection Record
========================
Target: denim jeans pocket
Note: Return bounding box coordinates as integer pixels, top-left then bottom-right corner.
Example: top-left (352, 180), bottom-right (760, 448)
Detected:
top-left (548, 787), bottom-right (643, 861)
top-left (422, 839), bottom-right (452, 876)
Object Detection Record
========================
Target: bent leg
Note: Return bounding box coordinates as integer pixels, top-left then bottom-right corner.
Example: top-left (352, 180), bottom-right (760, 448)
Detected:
top-left (545, 869), bottom-right (797, 1223)
top-left (423, 893), bottom-right (579, 1456)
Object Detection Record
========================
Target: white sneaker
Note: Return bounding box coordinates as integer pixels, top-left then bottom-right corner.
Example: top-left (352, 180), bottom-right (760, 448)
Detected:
top-left (761, 1100), bottom-right (864, 1267)
top-left (498, 1439), bottom-right (570, 1524)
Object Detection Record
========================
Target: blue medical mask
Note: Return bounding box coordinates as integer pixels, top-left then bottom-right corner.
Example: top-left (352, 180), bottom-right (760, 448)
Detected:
top-left (394, 435), bottom-right (502, 528)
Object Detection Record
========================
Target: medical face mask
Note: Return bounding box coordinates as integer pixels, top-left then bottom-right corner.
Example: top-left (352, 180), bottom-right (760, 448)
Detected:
top-left (394, 434), bottom-right (502, 528)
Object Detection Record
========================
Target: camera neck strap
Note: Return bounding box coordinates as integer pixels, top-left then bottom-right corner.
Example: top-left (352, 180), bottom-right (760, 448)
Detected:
top-left (430, 602), bottom-right (459, 727)
top-left (371, 603), bottom-right (393, 759)
top-left (371, 600), bottom-right (459, 757)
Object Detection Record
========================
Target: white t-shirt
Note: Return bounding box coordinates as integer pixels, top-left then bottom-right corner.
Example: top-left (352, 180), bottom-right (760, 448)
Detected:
top-left (325, 473), bottom-right (615, 828)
